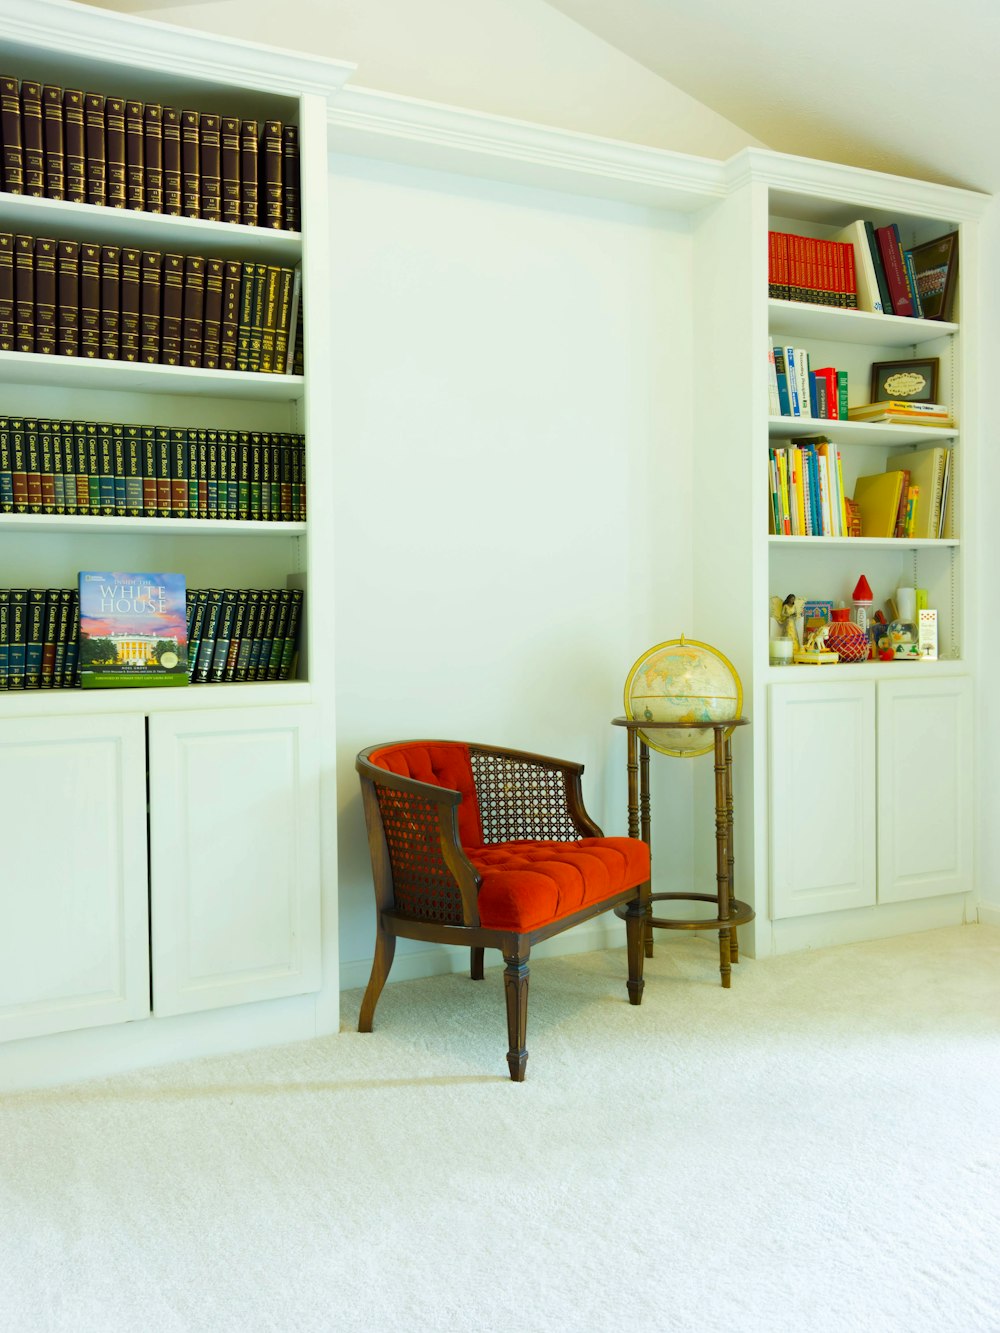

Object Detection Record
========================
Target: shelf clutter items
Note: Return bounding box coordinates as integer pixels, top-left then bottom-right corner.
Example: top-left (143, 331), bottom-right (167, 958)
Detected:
top-left (0, 583), bottom-right (302, 690)
top-left (769, 220), bottom-right (958, 320)
top-left (0, 75), bottom-right (301, 229)
top-left (0, 416), bottom-right (305, 521)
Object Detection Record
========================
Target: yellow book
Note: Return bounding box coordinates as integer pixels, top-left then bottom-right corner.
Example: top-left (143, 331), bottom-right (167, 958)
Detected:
top-left (853, 470), bottom-right (905, 538)
top-left (886, 447), bottom-right (949, 540)
top-left (836, 449), bottom-right (848, 534)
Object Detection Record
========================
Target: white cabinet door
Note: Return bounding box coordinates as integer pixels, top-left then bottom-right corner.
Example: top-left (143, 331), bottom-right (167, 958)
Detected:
top-left (0, 713), bottom-right (149, 1043)
top-left (877, 675), bottom-right (973, 904)
top-left (769, 681), bottom-right (876, 919)
top-left (148, 705), bottom-right (321, 1017)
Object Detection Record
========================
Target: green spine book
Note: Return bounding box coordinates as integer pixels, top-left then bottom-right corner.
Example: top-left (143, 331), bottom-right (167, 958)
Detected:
top-left (52, 587), bottom-right (72, 688)
top-left (279, 587), bottom-right (303, 680)
top-left (237, 430), bottom-right (251, 518)
top-left (24, 419), bottom-right (41, 512)
top-left (233, 592), bottom-right (261, 681)
top-left (259, 434), bottom-right (272, 520)
top-left (292, 433), bottom-right (305, 521)
top-left (223, 589), bottom-right (249, 680)
top-left (250, 433), bottom-right (262, 519)
top-left (169, 426), bottom-right (189, 517)
top-left (186, 430), bottom-right (199, 518)
top-left (193, 589), bottom-right (223, 683)
top-left (0, 588), bottom-right (8, 689)
top-left (48, 420), bottom-right (65, 513)
top-left (226, 431), bottom-right (240, 518)
top-left (40, 588), bottom-right (60, 687)
top-left (0, 417), bottom-right (11, 512)
top-left (73, 420), bottom-right (91, 515)
top-left (63, 589), bottom-right (80, 688)
top-left (56, 420), bottom-right (76, 514)
top-left (96, 422), bottom-right (115, 515)
top-left (185, 587), bottom-right (208, 681)
top-left (84, 422), bottom-right (102, 513)
top-left (38, 418), bottom-right (57, 513)
top-left (205, 428), bottom-right (219, 518)
top-left (246, 589), bottom-right (273, 679)
top-left (7, 588), bottom-right (27, 689)
top-left (279, 433), bottom-right (293, 520)
top-left (112, 422), bottom-right (127, 515)
top-left (78, 571), bottom-right (188, 688)
top-left (209, 589), bottom-right (238, 682)
top-left (195, 428), bottom-right (209, 518)
top-left (124, 423), bottom-right (143, 516)
top-left (24, 587), bottom-right (46, 688)
top-left (42, 86), bottom-right (65, 200)
top-left (140, 424), bottom-right (157, 516)
top-left (266, 589), bottom-right (292, 679)
top-left (268, 438), bottom-right (281, 519)
top-left (154, 425), bottom-right (171, 517)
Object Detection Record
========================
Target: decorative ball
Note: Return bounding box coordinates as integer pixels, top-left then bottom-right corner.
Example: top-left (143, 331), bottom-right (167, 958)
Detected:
top-left (826, 616), bottom-right (869, 663)
top-left (624, 636), bottom-right (742, 758)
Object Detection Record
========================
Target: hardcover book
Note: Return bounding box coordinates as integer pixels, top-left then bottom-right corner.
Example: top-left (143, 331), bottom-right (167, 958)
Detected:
top-left (78, 571), bottom-right (188, 688)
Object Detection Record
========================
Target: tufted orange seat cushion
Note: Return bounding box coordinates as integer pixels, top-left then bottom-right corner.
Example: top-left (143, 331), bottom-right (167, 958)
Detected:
top-left (469, 837), bottom-right (650, 932)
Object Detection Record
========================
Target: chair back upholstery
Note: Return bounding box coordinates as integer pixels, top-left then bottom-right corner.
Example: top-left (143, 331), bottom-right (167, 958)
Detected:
top-left (368, 741), bottom-right (484, 847)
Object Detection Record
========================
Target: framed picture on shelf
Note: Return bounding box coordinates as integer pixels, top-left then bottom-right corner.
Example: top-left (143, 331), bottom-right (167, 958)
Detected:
top-left (906, 232), bottom-right (959, 322)
top-left (869, 356), bottom-right (940, 403)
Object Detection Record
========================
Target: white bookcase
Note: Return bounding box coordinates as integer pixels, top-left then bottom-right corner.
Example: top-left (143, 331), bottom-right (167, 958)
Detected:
top-left (0, 0), bottom-right (351, 1087)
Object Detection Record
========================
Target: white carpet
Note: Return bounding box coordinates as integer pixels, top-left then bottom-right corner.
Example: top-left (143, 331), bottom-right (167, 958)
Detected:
top-left (1, 924), bottom-right (998, 1333)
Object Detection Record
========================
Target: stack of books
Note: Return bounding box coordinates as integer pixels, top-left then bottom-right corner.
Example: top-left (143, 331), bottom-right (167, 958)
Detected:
top-left (0, 75), bottom-right (299, 229)
top-left (846, 400), bottom-right (953, 427)
top-left (852, 446), bottom-right (952, 539)
top-left (768, 436), bottom-right (847, 537)
top-left (768, 231), bottom-right (857, 308)
top-left (768, 341), bottom-right (847, 420)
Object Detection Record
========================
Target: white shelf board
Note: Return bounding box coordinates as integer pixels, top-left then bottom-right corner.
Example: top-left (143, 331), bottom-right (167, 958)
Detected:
top-left (763, 658), bottom-right (965, 683)
top-left (0, 680), bottom-right (313, 716)
top-left (0, 514), bottom-right (306, 537)
top-left (768, 299), bottom-right (957, 347)
top-left (768, 415), bottom-right (957, 447)
top-left (768, 535), bottom-right (958, 549)
top-left (0, 352), bottom-right (304, 401)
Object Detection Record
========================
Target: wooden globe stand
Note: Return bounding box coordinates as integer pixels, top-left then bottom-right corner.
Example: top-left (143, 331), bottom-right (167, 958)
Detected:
top-left (611, 716), bottom-right (753, 987)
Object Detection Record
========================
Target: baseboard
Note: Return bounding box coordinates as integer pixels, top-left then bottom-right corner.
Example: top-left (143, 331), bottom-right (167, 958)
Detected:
top-left (339, 916), bottom-right (622, 992)
top-left (977, 902), bottom-right (1000, 927)
top-left (768, 893), bottom-right (973, 955)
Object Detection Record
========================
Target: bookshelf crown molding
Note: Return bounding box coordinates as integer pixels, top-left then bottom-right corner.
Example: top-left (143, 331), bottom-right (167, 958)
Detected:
top-left (0, 0), bottom-right (355, 100)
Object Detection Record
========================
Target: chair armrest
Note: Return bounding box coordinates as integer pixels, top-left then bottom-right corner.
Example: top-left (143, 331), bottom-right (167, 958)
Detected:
top-left (357, 753), bottom-right (482, 927)
top-left (467, 743), bottom-right (604, 843)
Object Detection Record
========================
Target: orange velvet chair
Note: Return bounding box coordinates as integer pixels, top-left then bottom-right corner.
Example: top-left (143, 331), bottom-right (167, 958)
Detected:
top-left (356, 739), bottom-right (651, 1080)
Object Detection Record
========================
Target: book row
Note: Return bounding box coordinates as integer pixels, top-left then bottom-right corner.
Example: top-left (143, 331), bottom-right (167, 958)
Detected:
top-left (768, 342), bottom-right (848, 420)
top-left (1, 75), bottom-right (300, 230)
top-left (0, 418), bottom-right (306, 522)
top-left (768, 441), bottom-right (953, 540)
top-left (771, 220), bottom-right (958, 321)
top-left (0, 585), bottom-right (302, 690)
top-left (0, 234), bottom-right (303, 373)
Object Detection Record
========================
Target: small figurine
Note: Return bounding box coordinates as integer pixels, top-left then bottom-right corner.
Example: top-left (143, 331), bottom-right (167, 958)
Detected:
top-left (804, 623), bottom-right (830, 653)
top-left (770, 593), bottom-right (805, 649)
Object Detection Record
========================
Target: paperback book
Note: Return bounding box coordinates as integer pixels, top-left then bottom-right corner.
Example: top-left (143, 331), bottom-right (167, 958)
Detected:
top-left (78, 570), bottom-right (187, 687)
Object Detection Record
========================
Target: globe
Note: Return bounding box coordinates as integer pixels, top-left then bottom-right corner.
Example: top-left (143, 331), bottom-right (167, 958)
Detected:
top-left (624, 636), bottom-right (743, 758)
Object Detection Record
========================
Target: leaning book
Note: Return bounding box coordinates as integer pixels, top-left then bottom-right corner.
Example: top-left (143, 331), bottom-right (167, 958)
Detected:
top-left (78, 571), bottom-right (188, 687)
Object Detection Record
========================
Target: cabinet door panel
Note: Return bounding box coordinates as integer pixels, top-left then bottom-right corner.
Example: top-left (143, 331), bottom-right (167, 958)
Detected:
top-left (877, 676), bottom-right (972, 903)
top-left (769, 682), bottom-right (876, 919)
top-left (148, 706), bottom-right (321, 1017)
top-left (0, 714), bottom-right (149, 1042)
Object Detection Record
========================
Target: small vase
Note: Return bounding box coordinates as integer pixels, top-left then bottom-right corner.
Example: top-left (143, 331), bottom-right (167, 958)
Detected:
top-left (826, 609), bottom-right (869, 663)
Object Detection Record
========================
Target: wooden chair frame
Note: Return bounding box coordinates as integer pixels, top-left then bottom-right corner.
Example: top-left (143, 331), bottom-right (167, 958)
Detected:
top-left (356, 741), bottom-right (650, 1081)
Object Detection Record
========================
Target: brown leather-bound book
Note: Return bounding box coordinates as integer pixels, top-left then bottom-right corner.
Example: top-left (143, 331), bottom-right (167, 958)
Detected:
top-left (34, 237), bottom-right (57, 355)
top-left (1, 76), bottom-right (24, 194)
top-left (140, 250), bottom-right (162, 362)
top-left (125, 99), bottom-right (144, 210)
top-left (84, 91), bottom-right (107, 207)
top-left (239, 119), bottom-right (259, 227)
top-left (144, 103), bottom-right (163, 212)
top-left (56, 239), bottom-right (80, 356)
top-left (105, 95), bottom-right (126, 207)
top-left (20, 81), bottom-right (44, 198)
top-left (119, 246), bottom-right (140, 361)
top-left (181, 253), bottom-right (205, 367)
top-left (0, 233), bottom-right (13, 350)
top-left (42, 86), bottom-right (65, 200)
top-left (220, 115), bottom-right (240, 224)
top-left (100, 245), bottom-right (121, 360)
top-left (199, 113), bottom-right (221, 221)
top-left (79, 242), bottom-right (101, 359)
top-left (162, 106), bottom-right (182, 215)
top-left (258, 265), bottom-right (282, 373)
top-left (259, 119), bottom-right (284, 229)
top-left (161, 252), bottom-right (184, 364)
top-left (14, 235), bottom-right (34, 353)
top-left (180, 108), bottom-right (200, 218)
top-left (202, 257), bottom-right (224, 369)
top-left (63, 90), bottom-right (86, 203)
top-left (220, 259), bottom-right (241, 370)
top-left (281, 123), bottom-right (300, 231)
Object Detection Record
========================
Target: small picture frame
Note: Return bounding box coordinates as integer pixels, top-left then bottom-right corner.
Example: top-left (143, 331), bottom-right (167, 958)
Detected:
top-left (869, 357), bottom-right (940, 404)
top-left (906, 231), bottom-right (958, 322)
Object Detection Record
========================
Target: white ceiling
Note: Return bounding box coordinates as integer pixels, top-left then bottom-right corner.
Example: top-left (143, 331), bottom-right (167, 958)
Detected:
top-left (545, 0), bottom-right (1000, 195)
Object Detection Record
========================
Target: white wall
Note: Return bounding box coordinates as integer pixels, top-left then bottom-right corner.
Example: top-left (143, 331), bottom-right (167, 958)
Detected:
top-left (327, 156), bottom-right (697, 983)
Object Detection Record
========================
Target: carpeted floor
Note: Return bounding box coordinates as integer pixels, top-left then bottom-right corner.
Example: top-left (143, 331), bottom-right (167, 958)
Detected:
top-left (1, 924), bottom-right (998, 1333)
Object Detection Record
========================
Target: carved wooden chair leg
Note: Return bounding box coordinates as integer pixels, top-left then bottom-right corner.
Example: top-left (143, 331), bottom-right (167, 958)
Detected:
top-left (470, 946), bottom-right (485, 981)
top-left (625, 897), bottom-right (646, 1006)
top-left (358, 924), bottom-right (397, 1032)
top-left (502, 943), bottom-right (530, 1082)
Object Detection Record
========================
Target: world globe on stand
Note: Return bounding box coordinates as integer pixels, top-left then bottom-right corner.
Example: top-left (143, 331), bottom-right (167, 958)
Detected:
top-left (624, 636), bottom-right (743, 757)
